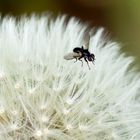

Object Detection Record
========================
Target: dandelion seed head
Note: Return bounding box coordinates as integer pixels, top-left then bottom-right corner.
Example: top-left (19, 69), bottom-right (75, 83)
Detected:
top-left (11, 110), bottom-right (18, 116)
top-left (40, 104), bottom-right (48, 110)
top-left (0, 72), bottom-right (5, 80)
top-left (66, 98), bottom-right (74, 105)
top-left (14, 83), bottom-right (21, 90)
top-left (43, 128), bottom-right (49, 133)
top-left (10, 123), bottom-right (18, 130)
top-left (0, 106), bottom-right (5, 114)
top-left (82, 108), bottom-right (92, 116)
top-left (0, 15), bottom-right (140, 139)
top-left (28, 88), bottom-right (36, 95)
top-left (34, 129), bottom-right (43, 137)
top-left (66, 124), bottom-right (74, 130)
top-left (40, 115), bottom-right (49, 123)
top-left (79, 124), bottom-right (89, 131)
top-left (63, 108), bottom-right (70, 115)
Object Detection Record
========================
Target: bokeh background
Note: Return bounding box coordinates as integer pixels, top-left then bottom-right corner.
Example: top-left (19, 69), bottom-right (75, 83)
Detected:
top-left (0, 0), bottom-right (140, 66)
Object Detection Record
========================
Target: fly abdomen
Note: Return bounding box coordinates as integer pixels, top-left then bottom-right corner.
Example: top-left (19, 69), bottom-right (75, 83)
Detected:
top-left (73, 47), bottom-right (82, 53)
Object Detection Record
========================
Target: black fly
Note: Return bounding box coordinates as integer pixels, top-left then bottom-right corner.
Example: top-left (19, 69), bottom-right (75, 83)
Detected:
top-left (64, 32), bottom-right (95, 69)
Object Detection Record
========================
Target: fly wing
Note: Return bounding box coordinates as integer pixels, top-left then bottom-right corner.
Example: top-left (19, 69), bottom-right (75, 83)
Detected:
top-left (64, 52), bottom-right (81, 60)
top-left (82, 31), bottom-right (90, 49)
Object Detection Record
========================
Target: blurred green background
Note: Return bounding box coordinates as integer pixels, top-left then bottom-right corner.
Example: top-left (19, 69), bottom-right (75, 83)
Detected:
top-left (0, 0), bottom-right (140, 66)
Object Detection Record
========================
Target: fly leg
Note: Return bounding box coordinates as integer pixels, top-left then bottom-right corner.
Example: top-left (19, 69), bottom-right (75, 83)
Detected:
top-left (84, 57), bottom-right (90, 70)
top-left (78, 57), bottom-right (83, 67)
top-left (74, 58), bottom-right (77, 63)
top-left (92, 60), bottom-right (94, 65)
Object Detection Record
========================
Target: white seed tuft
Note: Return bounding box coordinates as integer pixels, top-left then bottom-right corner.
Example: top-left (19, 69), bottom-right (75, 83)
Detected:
top-left (0, 15), bottom-right (139, 140)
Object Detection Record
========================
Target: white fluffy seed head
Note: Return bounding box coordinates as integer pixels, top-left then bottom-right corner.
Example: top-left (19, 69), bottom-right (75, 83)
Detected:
top-left (34, 129), bottom-right (43, 137)
top-left (40, 115), bottom-right (49, 123)
top-left (0, 72), bottom-right (5, 80)
top-left (10, 123), bottom-right (18, 130)
top-left (0, 106), bottom-right (5, 114)
top-left (0, 14), bottom-right (140, 140)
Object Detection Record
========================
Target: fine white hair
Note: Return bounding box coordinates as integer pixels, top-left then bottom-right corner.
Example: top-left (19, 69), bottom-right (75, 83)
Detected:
top-left (0, 14), bottom-right (140, 140)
